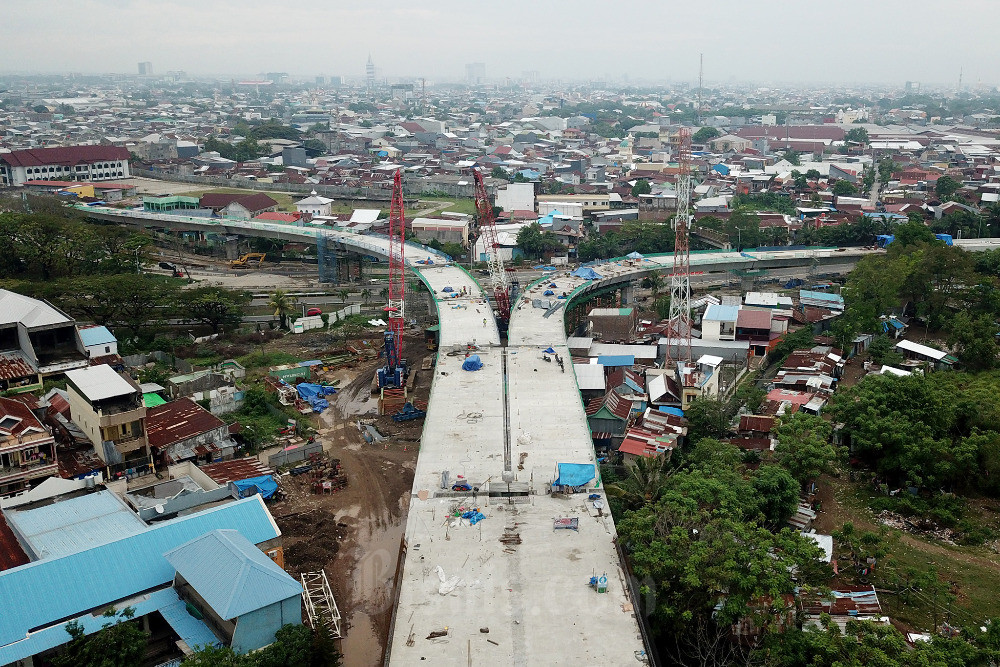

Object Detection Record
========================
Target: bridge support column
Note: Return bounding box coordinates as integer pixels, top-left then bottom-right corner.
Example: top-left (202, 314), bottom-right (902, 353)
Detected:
top-left (317, 236), bottom-right (339, 284)
top-left (619, 283), bottom-right (634, 306)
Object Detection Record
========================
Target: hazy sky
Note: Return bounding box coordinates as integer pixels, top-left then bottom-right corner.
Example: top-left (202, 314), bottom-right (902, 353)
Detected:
top-left (2, 0), bottom-right (998, 86)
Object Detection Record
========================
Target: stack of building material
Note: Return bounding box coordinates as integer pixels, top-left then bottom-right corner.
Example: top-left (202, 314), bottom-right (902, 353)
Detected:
top-left (379, 387), bottom-right (407, 415)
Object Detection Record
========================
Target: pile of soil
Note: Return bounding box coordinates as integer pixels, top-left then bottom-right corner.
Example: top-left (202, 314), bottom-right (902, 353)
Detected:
top-left (278, 509), bottom-right (348, 574)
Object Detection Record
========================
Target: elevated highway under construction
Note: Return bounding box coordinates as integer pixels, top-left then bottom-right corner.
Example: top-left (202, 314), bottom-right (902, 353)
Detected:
top-left (77, 203), bottom-right (891, 664)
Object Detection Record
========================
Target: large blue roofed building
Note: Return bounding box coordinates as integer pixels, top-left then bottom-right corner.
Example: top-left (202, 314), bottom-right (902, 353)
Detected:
top-left (0, 492), bottom-right (298, 666)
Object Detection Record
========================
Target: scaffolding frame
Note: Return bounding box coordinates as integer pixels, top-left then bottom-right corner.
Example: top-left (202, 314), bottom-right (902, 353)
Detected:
top-left (301, 569), bottom-right (342, 638)
top-left (316, 235), bottom-right (339, 284)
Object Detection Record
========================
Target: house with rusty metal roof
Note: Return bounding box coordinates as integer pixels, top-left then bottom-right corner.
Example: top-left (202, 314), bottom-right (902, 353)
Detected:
top-left (146, 398), bottom-right (234, 466)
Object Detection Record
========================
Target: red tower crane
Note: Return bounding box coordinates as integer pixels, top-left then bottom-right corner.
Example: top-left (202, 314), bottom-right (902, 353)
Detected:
top-left (473, 169), bottom-right (512, 328)
top-left (665, 127), bottom-right (694, 369)
top-left (378, 169), bottom-right (407, 388)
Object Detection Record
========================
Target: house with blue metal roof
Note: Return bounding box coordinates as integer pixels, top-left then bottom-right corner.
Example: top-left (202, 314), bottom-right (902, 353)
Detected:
top-left (165, 529), bottom-right (302, 653)
top-left (0, 494), bottom-right (290, 665)
top-left (77, 325), bottom-right (118, 358)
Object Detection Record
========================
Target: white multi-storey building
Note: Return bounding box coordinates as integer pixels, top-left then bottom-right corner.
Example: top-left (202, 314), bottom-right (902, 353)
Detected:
top-left (0, 145), bottom-right (131, 186)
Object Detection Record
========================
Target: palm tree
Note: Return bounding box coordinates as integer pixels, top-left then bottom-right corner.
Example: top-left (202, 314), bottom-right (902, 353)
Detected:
top-left (336, 289), bottom-right (350, 309)
top-left (267, 290), bottom-right (296, 330)
top-left (360, 288), bottom-right (372, 310)
top-left (647, 271), bottom-right (664, 298)
top-left (379, 287), bottom-right (389, 304)
top-left (606, 454), bottom-right (673, 511)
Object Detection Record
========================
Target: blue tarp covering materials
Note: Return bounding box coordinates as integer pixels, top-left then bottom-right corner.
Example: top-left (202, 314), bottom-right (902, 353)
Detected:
top-left (626, 251), bottom-right (644, 259)
top-left (543, 347), bottom-right (556, 354)
top-left (658, 406), bottom-right (685, 417)
top-left (935, 234), bottom-right (954, 246)
top-left (232, 475), bottom-right (278, 499)
top-left (543, 290), bottom-right (555, 296)
top-left (571, 267), bottom-right (603, 280)
top-left (462, 509), bottom-right (486, 525)
top-left (442, 286), bottom-right (454, 292)
top-left (553, 463), bottom-right (595, 488)
top-left (296, 383), bottom-right (337, 413)
top-left (876, 234), bottom-right (894, 248)
top-left (462, 355), bottom-right (483, 371)
top-left (549, 283), bottom-right (557, 288)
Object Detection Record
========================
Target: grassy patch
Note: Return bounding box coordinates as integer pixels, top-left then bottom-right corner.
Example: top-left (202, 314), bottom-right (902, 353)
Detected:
top-left (418, 196), bottom-right (478, 216)
top-left (236, 349), bottom-right (302, 370)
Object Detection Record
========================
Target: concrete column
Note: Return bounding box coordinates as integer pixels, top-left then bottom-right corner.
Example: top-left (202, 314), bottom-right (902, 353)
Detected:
top-left (620, 284), bottom-right (634, 305)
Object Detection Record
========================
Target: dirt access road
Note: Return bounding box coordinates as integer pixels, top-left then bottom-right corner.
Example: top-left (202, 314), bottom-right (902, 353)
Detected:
top-left (271, 336), bottom-right (429, 666)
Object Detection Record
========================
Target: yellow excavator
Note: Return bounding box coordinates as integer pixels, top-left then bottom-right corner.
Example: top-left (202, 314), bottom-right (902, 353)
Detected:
top-left (230, 253), bottom-right (267, 268)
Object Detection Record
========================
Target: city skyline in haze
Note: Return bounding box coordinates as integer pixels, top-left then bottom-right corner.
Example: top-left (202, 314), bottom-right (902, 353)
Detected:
top-left (1, 0), bottom-right (998, 88)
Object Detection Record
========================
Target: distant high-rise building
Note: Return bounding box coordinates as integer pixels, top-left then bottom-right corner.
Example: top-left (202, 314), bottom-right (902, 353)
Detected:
top-left (466, 62), bottom-right (486, 85)
top-left (366, 55), bottom-right (376, 92)
top-left (315, 75), bottom-right (326, 85)
top-left (329, 75), bottom-right (343, 87)
top-left (266, 72), bottom-right (288, 84)
top-left (138, 61), bottom-right (153, 76)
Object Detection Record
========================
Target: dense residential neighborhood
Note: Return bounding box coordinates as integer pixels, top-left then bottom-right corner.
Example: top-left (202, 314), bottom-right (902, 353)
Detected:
top-left (3, 9), bottom-right (1000, 665)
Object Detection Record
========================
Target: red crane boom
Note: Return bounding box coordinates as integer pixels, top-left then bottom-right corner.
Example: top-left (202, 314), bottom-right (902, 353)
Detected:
top-left (386, 169), bottom-right (406, 353)
top-left (473, 169), bottom-right (511, 324)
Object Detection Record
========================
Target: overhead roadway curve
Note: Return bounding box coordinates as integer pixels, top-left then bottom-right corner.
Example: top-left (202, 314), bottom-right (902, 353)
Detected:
top-left (78, 205), bottom-right (882, 664)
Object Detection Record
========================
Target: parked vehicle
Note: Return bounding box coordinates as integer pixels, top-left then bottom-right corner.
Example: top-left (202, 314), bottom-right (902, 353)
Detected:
top-left (306, 307), bottom-right (322, 316)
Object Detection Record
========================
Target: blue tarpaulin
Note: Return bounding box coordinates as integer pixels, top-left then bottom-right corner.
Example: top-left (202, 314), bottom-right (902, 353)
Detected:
top-left (462, 355), bottom-right (483, 371)
top-left (553, 463), bottom-right (595, 488)
top-left (597, 355), bottom-right (635, 367)
top-left (571, 267), bottom-right (602, 280)
top-left (543, 290), bottom-right (554, 296)
top-left (442, 286), bottom-right (455, 292)
top-left (232, 475), bottom-right (278, 499)
top-left (296, 383), bottom-right (337, 413)
top-left (658, 406), bottom-right (685, 417)
top-left (935, 233), bottom-right (954, 246)
top-left (549, 283), bottom-right (557, 288)
top-left (543, 347), bottom-right (556, 354)
top-left (876, 234), bottom-right (894, 248)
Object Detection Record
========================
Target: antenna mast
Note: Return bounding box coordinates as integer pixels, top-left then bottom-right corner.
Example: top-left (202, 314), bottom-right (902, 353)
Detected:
top-left (665, 127), bottom-right (693, 369)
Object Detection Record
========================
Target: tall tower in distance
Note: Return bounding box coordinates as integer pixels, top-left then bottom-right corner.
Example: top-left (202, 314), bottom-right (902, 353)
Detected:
top-left (138, 62), bottom-right (153, 76)
top-left (366, 55), bottom-right (376, 93)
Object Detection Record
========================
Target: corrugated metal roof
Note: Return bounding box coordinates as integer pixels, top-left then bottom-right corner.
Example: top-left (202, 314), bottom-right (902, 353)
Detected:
top-left (77, 325), bottom-right (116, 347)
top-left (0, 290), bottom-right (73, 329)
top-left (703, 304), bottom-right (739, 322)
top-left (597, 355), bottom-right (635, 367)
top-left (165, 529), bottom-right (302, 620)
top-left (146, 398), bottom-right (225, 450)
top-left (572, 364), bottom-right (605, 391)
top-left (5, 490), bottom-right (146, 560)
top-left (65, 364), bottom-right (137, 402)
top-left (0, 496), bottom-right (279, 649)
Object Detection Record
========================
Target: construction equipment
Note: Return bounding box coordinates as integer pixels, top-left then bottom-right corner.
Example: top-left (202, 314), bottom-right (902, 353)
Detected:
top-left (472, 168), bottom-right (512, 334)
top-left (230, 252), bottom-right (266, 268)
top-left (378, 169), bottom-right (408, 388)
top-left (392, 402), bottom-right (427, 422)
top-left (664, 127), bottom-right (694, 369)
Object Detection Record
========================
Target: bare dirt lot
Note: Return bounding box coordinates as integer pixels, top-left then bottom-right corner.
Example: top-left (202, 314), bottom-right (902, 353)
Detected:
top-left (270, 335), bottom-right (430, 666)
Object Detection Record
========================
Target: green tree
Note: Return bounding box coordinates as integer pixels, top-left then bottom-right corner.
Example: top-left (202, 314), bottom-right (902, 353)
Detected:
top-left (845, 127), bottom-right (870, 145)
top-left (867, 334), bottom-right (904, 366)
top-left (360, 288), bottom-right (372, 308)
top-left (178, 287), bottom-right (251, 334)
top-left (630, 179), bottom-right (652, 196)
top-left (52, 607), bottom-right (147, 667)
top-left (948, 311), bottom-right (998, 370)
top-left (781, 150), bottom-right (801, 166)
top-left (752, 464), bottom-right (800, 528)
top-left (692, 126), bottom-right (721, 143)
top-left (832, 180), bottom-right (859, 196)
top-left (775, 412), bottom-right (836, 488)
top-left (301, 138), bottom-right (327, 157)
top-left (605, 454), bottom-right (673, 510)
top-left (935, 174), bottom-right (962, 200)
top-left (490, 166), bottom-right (510, 180)
top-left (684, 397), bottom-right (728, 442)
top-left (267, 290), bottom-right (297, 330)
